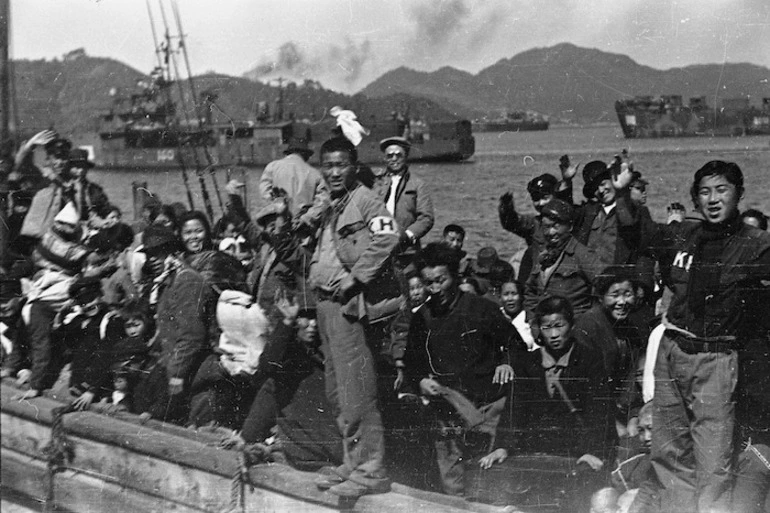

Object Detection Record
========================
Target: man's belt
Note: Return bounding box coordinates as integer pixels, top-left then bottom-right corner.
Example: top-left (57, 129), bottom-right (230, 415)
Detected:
top-left (666, 330), bottom-right (736, 355)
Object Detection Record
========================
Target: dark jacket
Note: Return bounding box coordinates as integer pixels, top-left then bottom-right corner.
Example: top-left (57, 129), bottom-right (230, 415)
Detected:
top-left (510, 340), bottom-right (615, 460)
top-left (574, 304), bottom-right (646, 401)
top-left (523, 237), bottom-right (598, 320)
top-left (375, 169), bottom-right (435, 251)
top-left (572, 190), bottom-right (640, 268)
top-left (404, 292), bottom-right (522, 405)
top-left (156, 266), bottom-right (218, 385)
top-left (654, 219), bottom-right (770, 339)
top-left (60, 308), bottom-right (114, 398)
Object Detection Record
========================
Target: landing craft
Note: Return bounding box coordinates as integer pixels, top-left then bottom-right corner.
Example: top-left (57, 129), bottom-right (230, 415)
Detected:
top-left (615, 95), bottom-right (770, 138)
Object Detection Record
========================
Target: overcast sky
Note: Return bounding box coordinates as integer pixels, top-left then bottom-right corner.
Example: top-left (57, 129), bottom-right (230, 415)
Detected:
top-left (11, 0), bottom-right (770, 93)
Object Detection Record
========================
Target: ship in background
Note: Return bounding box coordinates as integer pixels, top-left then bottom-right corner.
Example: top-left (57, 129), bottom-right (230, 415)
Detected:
top-left (615, 95), bottom-right (770, 138)
top-left (92, 75), bottom-right (475, 169)
top-left (473, 110), bottom-right (549, 133)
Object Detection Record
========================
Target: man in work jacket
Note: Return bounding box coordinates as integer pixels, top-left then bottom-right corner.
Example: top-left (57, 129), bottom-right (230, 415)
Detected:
top-left (308, 136), bottom-right (401, 498)
top-left (375, 136), bottom-right (434, 268)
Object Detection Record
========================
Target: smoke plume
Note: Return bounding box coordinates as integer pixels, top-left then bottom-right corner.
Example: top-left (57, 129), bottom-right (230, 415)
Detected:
top-left (246, 38), bottom-right (371, 92)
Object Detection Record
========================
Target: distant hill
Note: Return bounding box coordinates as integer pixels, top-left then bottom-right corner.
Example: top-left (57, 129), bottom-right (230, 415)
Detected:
top-left (12, 44), bottom-right (770, 136)
top-left (9, 50), bottom-right (461, 140)
top-left (361, 43), bottom-right (770, 123)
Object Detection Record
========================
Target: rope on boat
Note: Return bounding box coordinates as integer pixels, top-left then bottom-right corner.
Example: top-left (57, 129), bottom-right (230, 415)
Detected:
top-left (223, 450), bottom-right (247, 513)
top-left (41, 403), bottom-right (77, 510)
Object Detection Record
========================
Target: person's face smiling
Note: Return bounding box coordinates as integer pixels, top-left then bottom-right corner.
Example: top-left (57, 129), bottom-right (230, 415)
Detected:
top-left (384, 144), bottom-right (407, 174)
top-left (697, 175), bottom-right (740, 224)
top-left (181, 219), bottom-right (207, 254)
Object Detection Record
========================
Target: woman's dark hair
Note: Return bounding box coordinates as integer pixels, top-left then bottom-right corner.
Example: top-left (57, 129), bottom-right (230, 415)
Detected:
top-left (319, 136), bottom-right (358, 164)
top-left (153, 204), bottom-right (179, 231)
top-left (459, 276), bottom-right (481, 295)
top-left (90, 223), bottom-right (135, 253)
top-left (533, 295), bottom-right (575, 326)
top-left (741, 208), bottom-right (768, 231)
top-left (594, 265), bottom-right (638, 297)
top-left (690, 160), bottom-right (744, 209)
top-left (214, 212), bottom-right (245, 239)
top-left (416, 242), bottom-right (462, 276)
top-left (178, 210), bottom-right (213, 252)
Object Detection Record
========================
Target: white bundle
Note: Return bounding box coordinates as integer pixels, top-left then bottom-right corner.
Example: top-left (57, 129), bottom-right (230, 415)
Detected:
top-left (216, 290), bottom-right (271, 376)
top-left (329, 106), bottom-right (370, 146)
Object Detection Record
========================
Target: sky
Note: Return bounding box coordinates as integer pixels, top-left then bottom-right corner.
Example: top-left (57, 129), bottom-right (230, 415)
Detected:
top-left (11, 0), bottom-right (770, 93)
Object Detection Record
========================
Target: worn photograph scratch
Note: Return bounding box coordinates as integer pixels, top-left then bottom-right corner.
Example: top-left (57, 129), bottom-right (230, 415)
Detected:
top-left (1, 1), bottom-right (769, 512)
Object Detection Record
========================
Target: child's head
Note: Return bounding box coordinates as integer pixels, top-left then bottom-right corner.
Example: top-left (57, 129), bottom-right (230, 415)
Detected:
top-left (442, 224), bottom-right (465, 251)
top-left (638, 401), bottom-right (653, 452)
top-left (534, 295), bottom-right (575, 354)
top-left (110, 364), bottom-right (132, 392)
top-left (406, 273), bottom-right (428, 306)
top-left (296, 308), bottom-right (318, 345)
top-left (119, 303), bottom-right (151, 338)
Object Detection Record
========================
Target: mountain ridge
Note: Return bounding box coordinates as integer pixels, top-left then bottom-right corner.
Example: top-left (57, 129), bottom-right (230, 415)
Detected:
top-left (360, 42), bottom-right (770, 123)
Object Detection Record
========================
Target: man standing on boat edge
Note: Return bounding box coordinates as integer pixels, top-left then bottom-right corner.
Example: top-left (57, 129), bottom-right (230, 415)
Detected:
top-left (309, 136), bottom-right (401, 498)
top-left (258, 135), bottom-right (329, 231)
top-left (631, 161), bottom-right (770, 513)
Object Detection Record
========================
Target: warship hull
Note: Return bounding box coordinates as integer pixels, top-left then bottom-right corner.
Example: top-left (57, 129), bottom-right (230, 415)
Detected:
top-left (85, 119), bottom-right (475, 170)
top-left (615, 96), bottom-right (770, 139)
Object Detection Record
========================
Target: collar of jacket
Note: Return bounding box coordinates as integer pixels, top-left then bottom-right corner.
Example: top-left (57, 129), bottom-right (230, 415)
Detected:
top-left (387, 165), bottom-right (409, 177)
top-left (328, 183), bottom-right (361, 218)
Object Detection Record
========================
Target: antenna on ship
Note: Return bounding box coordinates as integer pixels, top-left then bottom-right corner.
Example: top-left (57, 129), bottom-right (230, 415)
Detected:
top-left (157, 0), bottom-right (215, 222)
top-left (170, 0), bottom-right (225, 214)
top-left (146, 0), bottom-right (196, 211)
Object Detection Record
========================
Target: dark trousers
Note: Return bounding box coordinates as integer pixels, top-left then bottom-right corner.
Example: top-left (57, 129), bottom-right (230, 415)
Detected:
top-left (317, 299), bottom-right (387, 488)
top-left (27, 301), bottom-right (60, 391)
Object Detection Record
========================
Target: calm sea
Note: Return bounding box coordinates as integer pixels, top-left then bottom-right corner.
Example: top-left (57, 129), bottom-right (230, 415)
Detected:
top-left (91, 126), bottom-right (770, 259)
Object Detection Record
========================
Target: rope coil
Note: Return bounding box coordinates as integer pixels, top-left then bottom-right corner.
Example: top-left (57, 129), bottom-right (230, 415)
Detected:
top-left (42, 404), bottom-right (77, 508)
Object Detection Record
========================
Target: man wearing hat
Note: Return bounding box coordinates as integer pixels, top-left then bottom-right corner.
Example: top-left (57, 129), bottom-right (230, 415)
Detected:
top-left (251, 199), bottom-right (312, 312)
top-left (21, 145), bottom-right (109, 240)
top-left (375, 136), bottom-right (434, 264)
top-left (522, 199), bottom-right (599, 321)
top-left (465, 246), bottom-right (514, 296)
top-left (562, 157), bottom-right (640, 272)
top-left (11, 130), bottom-right (69, 188)
top-left (135, 224), bottom-right (183, 310)
top-left (499, 156), bottom-right (576, 286)
top-left (259, 134), bottom-right (329, 230)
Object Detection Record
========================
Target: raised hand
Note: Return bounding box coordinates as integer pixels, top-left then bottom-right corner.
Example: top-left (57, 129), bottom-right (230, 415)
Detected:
top-left (667, 202), bottom-right (686, 224)
top-left (27, 129), bottom-right (57, 148)
top-left (499, 191), bottom-right (515, 213)
top-left (274, 289), bottom-right (300, 324)
top-left (559, 154), bottom-right (580, 181)
top-left (610, 155), bottom-right (633, 190)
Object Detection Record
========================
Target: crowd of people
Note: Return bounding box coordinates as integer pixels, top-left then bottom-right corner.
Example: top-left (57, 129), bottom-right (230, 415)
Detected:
top-left (1, 127), bottom-right (769, 512)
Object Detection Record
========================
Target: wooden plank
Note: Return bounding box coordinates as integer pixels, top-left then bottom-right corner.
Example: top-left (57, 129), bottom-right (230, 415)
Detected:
top-left (3, 380), bottom-right (519, 513)
top-left (2, 448), bottom-right (207, 513)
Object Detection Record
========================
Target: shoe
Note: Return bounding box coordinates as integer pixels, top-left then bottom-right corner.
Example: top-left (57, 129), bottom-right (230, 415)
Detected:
top-left (327, 479), bottom-right (390, 498)
top-left (314, 467), bottom-right (347, 490)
